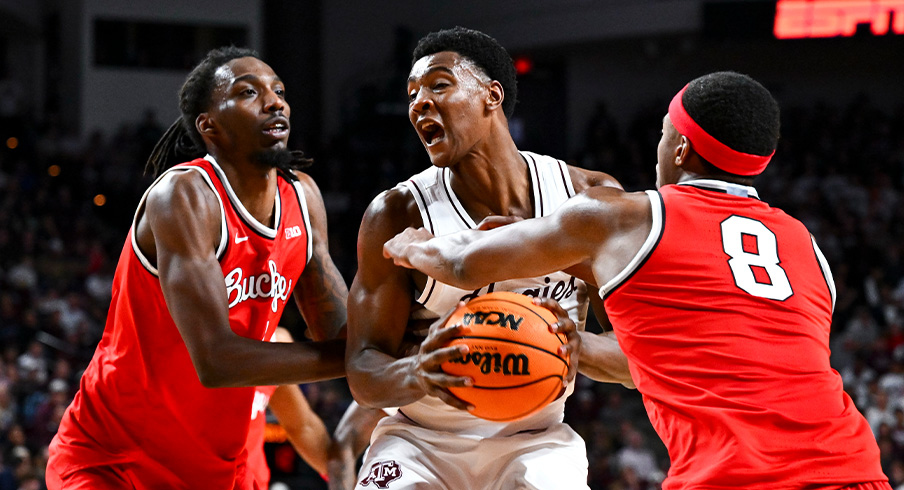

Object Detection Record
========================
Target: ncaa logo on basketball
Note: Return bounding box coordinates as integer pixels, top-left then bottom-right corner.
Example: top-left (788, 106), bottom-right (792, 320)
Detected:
top-left (284, 225), bottom-right (302, 239)
top-left (360, 460), bottom-right (402, 488)
top-left (462, 311), bottom-right (523, 331)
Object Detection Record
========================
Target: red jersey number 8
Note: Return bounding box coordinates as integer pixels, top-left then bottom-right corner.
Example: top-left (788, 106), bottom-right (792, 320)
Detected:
top-left (720, 215), bottom-right (793, 301)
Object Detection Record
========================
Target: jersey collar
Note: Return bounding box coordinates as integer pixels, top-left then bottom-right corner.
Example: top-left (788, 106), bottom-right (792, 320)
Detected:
top-left (204, 154), bottom-right (281, 238)
top-left (676, 179), bottom-right (760, 200)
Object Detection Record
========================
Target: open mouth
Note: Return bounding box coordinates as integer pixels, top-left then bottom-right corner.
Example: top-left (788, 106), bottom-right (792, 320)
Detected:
top-left (419, 121), bottom-right (445, 146)
top-left (263, 119), bottom-right (290, 137)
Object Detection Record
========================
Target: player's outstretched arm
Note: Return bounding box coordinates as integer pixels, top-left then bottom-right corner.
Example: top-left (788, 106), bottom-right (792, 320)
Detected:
top-left (384, 187), bottom-right (651, 391)
top-left (291, 171), bottom-right (348, 341)
top-left (327, 402), bottom-right (388, 490)
top-left (145, 171), bottom-right (345, 388)
top-left (383, 192), bottom-right (610, 290)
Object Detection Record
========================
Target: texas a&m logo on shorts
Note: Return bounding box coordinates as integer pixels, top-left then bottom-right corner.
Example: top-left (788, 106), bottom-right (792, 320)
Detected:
top-left (360, 460), bottom-right (402, 488)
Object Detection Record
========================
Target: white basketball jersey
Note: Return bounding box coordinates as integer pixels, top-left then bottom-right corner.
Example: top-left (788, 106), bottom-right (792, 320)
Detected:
top-left (398, 151), bottom-right (589, 437)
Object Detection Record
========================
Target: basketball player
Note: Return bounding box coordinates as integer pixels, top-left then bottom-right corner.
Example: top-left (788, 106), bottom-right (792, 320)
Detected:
top-left (47, 47), bottom-right (348, 489)
top-left (346, 27), bottom-right (631, 489)
top-left (384, 71), bottom-right (889, 488)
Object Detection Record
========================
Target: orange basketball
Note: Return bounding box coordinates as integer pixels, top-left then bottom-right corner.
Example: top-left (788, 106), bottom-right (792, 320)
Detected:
top-left (440, 291), bottom-right (569, 422)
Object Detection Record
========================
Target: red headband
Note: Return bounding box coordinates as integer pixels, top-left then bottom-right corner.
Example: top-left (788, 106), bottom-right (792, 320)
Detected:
top-left (668, 85), bottom-right (774, 176)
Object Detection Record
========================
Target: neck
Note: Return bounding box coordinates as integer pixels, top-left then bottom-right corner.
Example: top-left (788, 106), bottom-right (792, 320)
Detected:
top-left (209, 151), bottom-right (279, 226)
top-left (448, 128), bottom-right (532, 219)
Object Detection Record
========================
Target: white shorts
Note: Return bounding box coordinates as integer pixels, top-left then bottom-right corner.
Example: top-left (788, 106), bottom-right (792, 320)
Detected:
top-left (355, 413), bottom-right (589, 490)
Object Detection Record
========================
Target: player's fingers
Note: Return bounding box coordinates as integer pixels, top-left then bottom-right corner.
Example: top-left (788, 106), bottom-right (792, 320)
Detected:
top-left (424, 302), bottom-right (465, 336)
top-left (535, 296), bottom-right (578, 350)
top-left (552, 320), bottom-right (579, 349)
top-left (553, 318), bottom-right (579, 347)
top-left (384, 227), bottom-right (436, 258)
top-left (420, 324), bottom-right (468, 356)
top-left (420, 302), bottom-right (468, 350)
top-left (416, 369), bottom-right (474, 410)
top-left (427, 386), bottom-right (474, 411)
top-left (381, 239), bottom-right (410, 266)
top-left (437, 301), bottom-right (465, 327)
top-left (532, 296), bottom-right (568, 319)
top-left (552, 319), bottom-right (581, 386)
top-left (382, 228), bottom-right (417, 264)
top-left (414, 301), bottom-right (474, 408)
top-left (539, 300), bottom-right (579, 352)
top-left (419, 343), bottom-right (469, 372)
top-left (423, 371), bottom-right (473, 389)
top-left (535, 296), bottom-right (581, 386)
top-left (565, 346), bottom-right (580, 386)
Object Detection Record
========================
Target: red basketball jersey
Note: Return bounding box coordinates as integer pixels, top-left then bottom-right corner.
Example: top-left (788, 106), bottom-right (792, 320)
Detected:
top-left (603, 180), bottom-right (885, 489)
top-left (48, 156), bottom-right (312, 490)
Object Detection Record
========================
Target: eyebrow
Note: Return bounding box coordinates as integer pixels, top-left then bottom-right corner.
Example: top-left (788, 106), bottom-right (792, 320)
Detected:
top-left (408, 66), bottom-right (455, 83)
top-left (232, 74), bottom-right (283, 86)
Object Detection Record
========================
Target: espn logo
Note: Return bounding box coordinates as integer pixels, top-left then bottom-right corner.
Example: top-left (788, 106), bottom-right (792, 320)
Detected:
top-left (285, 226), bottom-right (302, 240)
top-left (774, 0), bottom-right (904, 39)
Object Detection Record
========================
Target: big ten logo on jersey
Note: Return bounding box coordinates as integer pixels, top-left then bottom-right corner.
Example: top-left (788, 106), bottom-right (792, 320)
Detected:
top-left (360, 460), bottom-right (402, 489)
top-left (458, 275), bottom-right (579, 304)
top-left (250, 389), bottom-right (271, 420)
top-left (224, 259), bottom-right (293, 313)
top-left (284, 225), bottom-right (302, 240)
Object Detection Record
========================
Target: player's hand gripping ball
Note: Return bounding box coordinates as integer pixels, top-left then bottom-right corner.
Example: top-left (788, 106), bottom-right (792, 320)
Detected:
top-left (441, 291), bottom-right (569, 421)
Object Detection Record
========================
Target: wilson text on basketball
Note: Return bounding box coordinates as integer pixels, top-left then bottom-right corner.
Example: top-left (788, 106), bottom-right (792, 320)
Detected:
top-left (449, 351), bottom-right (531, 375)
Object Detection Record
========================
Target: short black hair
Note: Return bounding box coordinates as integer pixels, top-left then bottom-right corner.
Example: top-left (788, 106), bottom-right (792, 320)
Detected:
top-left (412, 26), bottom-right (518, 118)
top-left (682, 71), bottom-right (780, 176)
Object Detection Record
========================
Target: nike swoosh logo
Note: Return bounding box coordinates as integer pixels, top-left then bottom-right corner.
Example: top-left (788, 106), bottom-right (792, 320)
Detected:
top-left (235, 236), bottom-right (249, 244)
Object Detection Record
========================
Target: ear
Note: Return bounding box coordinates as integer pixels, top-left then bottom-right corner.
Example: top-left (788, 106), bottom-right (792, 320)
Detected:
top-left (485, 80), bottom-right (504, 112)
top-left (196, 113), bottom-right (216, 138)
top-left (674, 135), bottom-right (690, 167)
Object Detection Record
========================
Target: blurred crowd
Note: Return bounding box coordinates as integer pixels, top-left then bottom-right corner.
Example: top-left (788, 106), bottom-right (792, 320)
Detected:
top-left (1, 73), bottom-right (903, 489)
